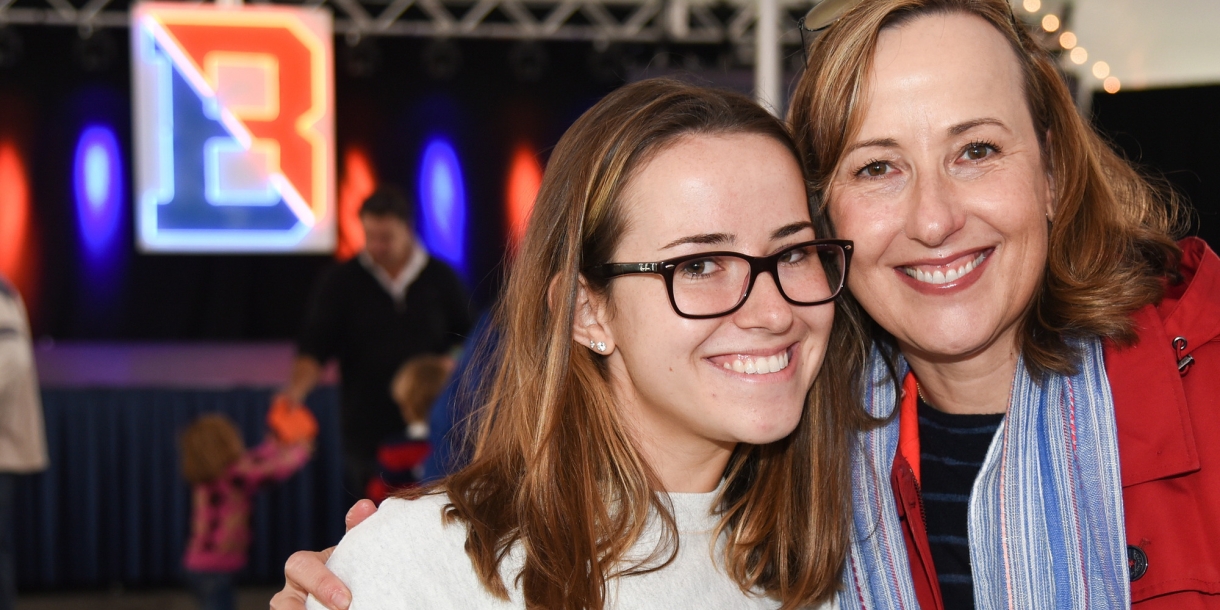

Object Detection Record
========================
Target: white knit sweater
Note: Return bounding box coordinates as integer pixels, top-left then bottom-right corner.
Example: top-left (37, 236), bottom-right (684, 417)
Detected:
top-left (307, 488), bottom-right (838, 610)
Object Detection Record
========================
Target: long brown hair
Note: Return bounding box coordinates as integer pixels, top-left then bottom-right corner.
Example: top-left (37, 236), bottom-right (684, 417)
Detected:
top-left (412, 78), bottom-right (869, 609)
top-left (180, 414), bottom-right (244, 485)
top-left (789, 0), bottom-right (1183, 376)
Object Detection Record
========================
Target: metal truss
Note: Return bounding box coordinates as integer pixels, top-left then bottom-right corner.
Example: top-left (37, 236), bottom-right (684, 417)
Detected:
top-left (0, 0), bottom-right (813, 45)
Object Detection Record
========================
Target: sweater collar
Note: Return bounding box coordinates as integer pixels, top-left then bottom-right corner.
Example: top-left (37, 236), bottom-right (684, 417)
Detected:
top-left (359, 242), bottom-right (430, 306)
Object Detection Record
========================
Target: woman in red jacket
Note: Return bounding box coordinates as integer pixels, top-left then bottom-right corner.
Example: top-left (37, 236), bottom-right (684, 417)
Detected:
top-left (275, 1), bottom-right (1219, 608)
top-left (788, 0), bottom-right (1220, 607)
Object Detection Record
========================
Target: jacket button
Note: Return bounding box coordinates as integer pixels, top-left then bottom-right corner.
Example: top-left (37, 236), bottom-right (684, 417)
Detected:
top-left (1128, 545), bottom-right (1148, 581)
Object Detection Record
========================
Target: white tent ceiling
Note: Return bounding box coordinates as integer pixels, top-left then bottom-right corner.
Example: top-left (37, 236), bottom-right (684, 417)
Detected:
top-left (1050, 0), bottom-right (1220, 90)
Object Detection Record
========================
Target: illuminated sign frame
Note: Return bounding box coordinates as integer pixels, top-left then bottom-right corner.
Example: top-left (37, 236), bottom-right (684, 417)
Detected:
top-left (131, 3), bottom-right (335, 253)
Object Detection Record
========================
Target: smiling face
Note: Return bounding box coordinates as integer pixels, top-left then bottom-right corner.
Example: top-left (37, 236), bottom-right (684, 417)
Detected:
top-left (827, 12), bottom-right (1053, 364)
top-left (587, 133), bottom-right (834, 463)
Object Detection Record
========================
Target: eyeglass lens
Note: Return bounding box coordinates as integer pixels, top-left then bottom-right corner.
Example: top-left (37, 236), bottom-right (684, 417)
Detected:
top-left (670, 244), bottom-right (845, 316)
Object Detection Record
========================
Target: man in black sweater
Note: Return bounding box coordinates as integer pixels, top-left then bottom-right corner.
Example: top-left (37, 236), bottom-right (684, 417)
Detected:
top-left (283, 186), bottom-right (471, 500)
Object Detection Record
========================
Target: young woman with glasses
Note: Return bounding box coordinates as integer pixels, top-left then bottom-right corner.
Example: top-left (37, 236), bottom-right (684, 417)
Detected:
top-left (291, 78), bottom-right (864, 610)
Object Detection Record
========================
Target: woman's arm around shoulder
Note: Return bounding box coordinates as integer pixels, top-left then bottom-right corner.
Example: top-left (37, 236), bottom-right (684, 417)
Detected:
top-left (303, 493), bottom-right (508, 610)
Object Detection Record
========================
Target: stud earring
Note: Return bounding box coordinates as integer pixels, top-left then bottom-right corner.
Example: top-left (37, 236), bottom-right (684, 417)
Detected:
top-left (589, 340), bottom-right (596, 349)
top-left (596, 341), bottom-right (606, 352)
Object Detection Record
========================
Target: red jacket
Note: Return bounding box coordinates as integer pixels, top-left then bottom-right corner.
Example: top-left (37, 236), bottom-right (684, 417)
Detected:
top-left (893, 237), bottom-right (1220, 609)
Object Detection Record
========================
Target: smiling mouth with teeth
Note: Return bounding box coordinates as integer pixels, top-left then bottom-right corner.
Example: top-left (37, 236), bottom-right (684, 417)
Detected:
top-left (902, 250), bottom-right (988, 285)
top-left (721, 351), bottom-right (791, 375)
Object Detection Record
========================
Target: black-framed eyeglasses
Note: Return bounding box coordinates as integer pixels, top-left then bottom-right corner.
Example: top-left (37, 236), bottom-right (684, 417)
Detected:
top-left (583, 239), bottom-right (853, 319)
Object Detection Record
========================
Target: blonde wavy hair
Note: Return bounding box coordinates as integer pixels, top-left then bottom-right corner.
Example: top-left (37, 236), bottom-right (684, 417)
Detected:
top-left (789, 0), bottom-right (1183, 375)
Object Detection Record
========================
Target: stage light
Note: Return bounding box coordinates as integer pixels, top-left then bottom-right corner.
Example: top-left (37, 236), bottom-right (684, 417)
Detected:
top-left (1042, 14), bottom-right (1059, 32)
top-left (75, 28), bottom-right (117, 73)
top-left (1059, 31), bottom-right (1077, 50)
top-left (1104, 76), bottom-right (1121, 94)
top-left (343, 36), bottom-right (380, 79)
top-left (0, 139), bottom-right (33, 301)
top-left (505, 144), bottom-right (542, 251)
top-left (337, 145), bottom-right (377, 260)
top-left (1070, 46), bottom-right (1088, 65)
top-left (422, 38), bottom-right (461, 81)
top-left (587, 44), bottom-right (626, 85)
top-left (418, 137), bottom-right (467, 275)
top-left (1022, 0), bottom-right (1040, 12)
top-left (0, 26), bottom-right (23, 69)
top-left (74, 125), bottom-right (124, 259)
top-left (1092, 61), bottom-right (1110, 79)
top-left (509, 41), bottom-right (548, 83)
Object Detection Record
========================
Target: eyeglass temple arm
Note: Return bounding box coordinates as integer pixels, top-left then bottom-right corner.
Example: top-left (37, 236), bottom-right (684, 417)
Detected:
top-left (584, 262), bottom-right (664, 279)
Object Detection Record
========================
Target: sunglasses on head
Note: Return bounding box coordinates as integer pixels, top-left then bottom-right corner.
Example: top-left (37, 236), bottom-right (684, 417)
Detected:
top-left (797, 0), bottom-right (1022, 63)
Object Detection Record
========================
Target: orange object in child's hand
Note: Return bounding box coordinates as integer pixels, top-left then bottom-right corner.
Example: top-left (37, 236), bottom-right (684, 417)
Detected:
top-left (268, 395), bottom-right (319, 444)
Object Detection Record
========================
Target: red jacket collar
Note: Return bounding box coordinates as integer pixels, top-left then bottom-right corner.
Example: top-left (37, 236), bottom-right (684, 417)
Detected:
top-left (1159, 237), bottom-right (1220, 356)
top-left (1105, 237), bottom-right (1220, 487)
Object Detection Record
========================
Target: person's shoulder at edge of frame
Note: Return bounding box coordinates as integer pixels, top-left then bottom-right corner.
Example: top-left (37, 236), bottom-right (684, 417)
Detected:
top-left (305, 491), bottom-right (517, 610)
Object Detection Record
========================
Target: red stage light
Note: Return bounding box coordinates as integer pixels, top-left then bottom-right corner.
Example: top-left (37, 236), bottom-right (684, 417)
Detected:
top-left (505, 144), bottom-right (542, 252)
top-left (336, 145), bottom-right (376, 261)
top-left (0, 139), bottom-right (36, 313)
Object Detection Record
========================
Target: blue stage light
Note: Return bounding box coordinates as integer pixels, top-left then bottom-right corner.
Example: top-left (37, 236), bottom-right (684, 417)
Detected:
top-left (418, 137), bottom-right (467, 275)
top-left (74, 124), bottom-right (123, 258)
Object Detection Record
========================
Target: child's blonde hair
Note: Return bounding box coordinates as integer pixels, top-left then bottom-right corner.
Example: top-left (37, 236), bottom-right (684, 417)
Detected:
top-left (180, 414), bottom-right (245, 484)
top-left (390, 354), bottom-right (453, 425)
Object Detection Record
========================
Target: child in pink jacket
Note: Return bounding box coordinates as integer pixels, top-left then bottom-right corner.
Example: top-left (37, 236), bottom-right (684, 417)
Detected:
top-left (180, 413), bottom-right (312, 610)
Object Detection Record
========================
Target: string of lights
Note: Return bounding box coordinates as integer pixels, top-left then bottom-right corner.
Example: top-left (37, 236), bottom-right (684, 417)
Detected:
top-left (1016, 0), bottom-right (1121, 94)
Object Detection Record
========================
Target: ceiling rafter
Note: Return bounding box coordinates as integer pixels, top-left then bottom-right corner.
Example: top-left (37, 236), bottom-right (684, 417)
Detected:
top-left (0, 0), bottom-right (810, 45)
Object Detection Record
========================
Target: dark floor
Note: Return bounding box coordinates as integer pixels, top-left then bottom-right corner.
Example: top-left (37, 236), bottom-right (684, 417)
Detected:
top-left (17, 586), bottom-right (280, 610)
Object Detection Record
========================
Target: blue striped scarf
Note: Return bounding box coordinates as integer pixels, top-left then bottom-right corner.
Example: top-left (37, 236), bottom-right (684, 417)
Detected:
top-left (840, 339), bottom-right (1130, 609)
